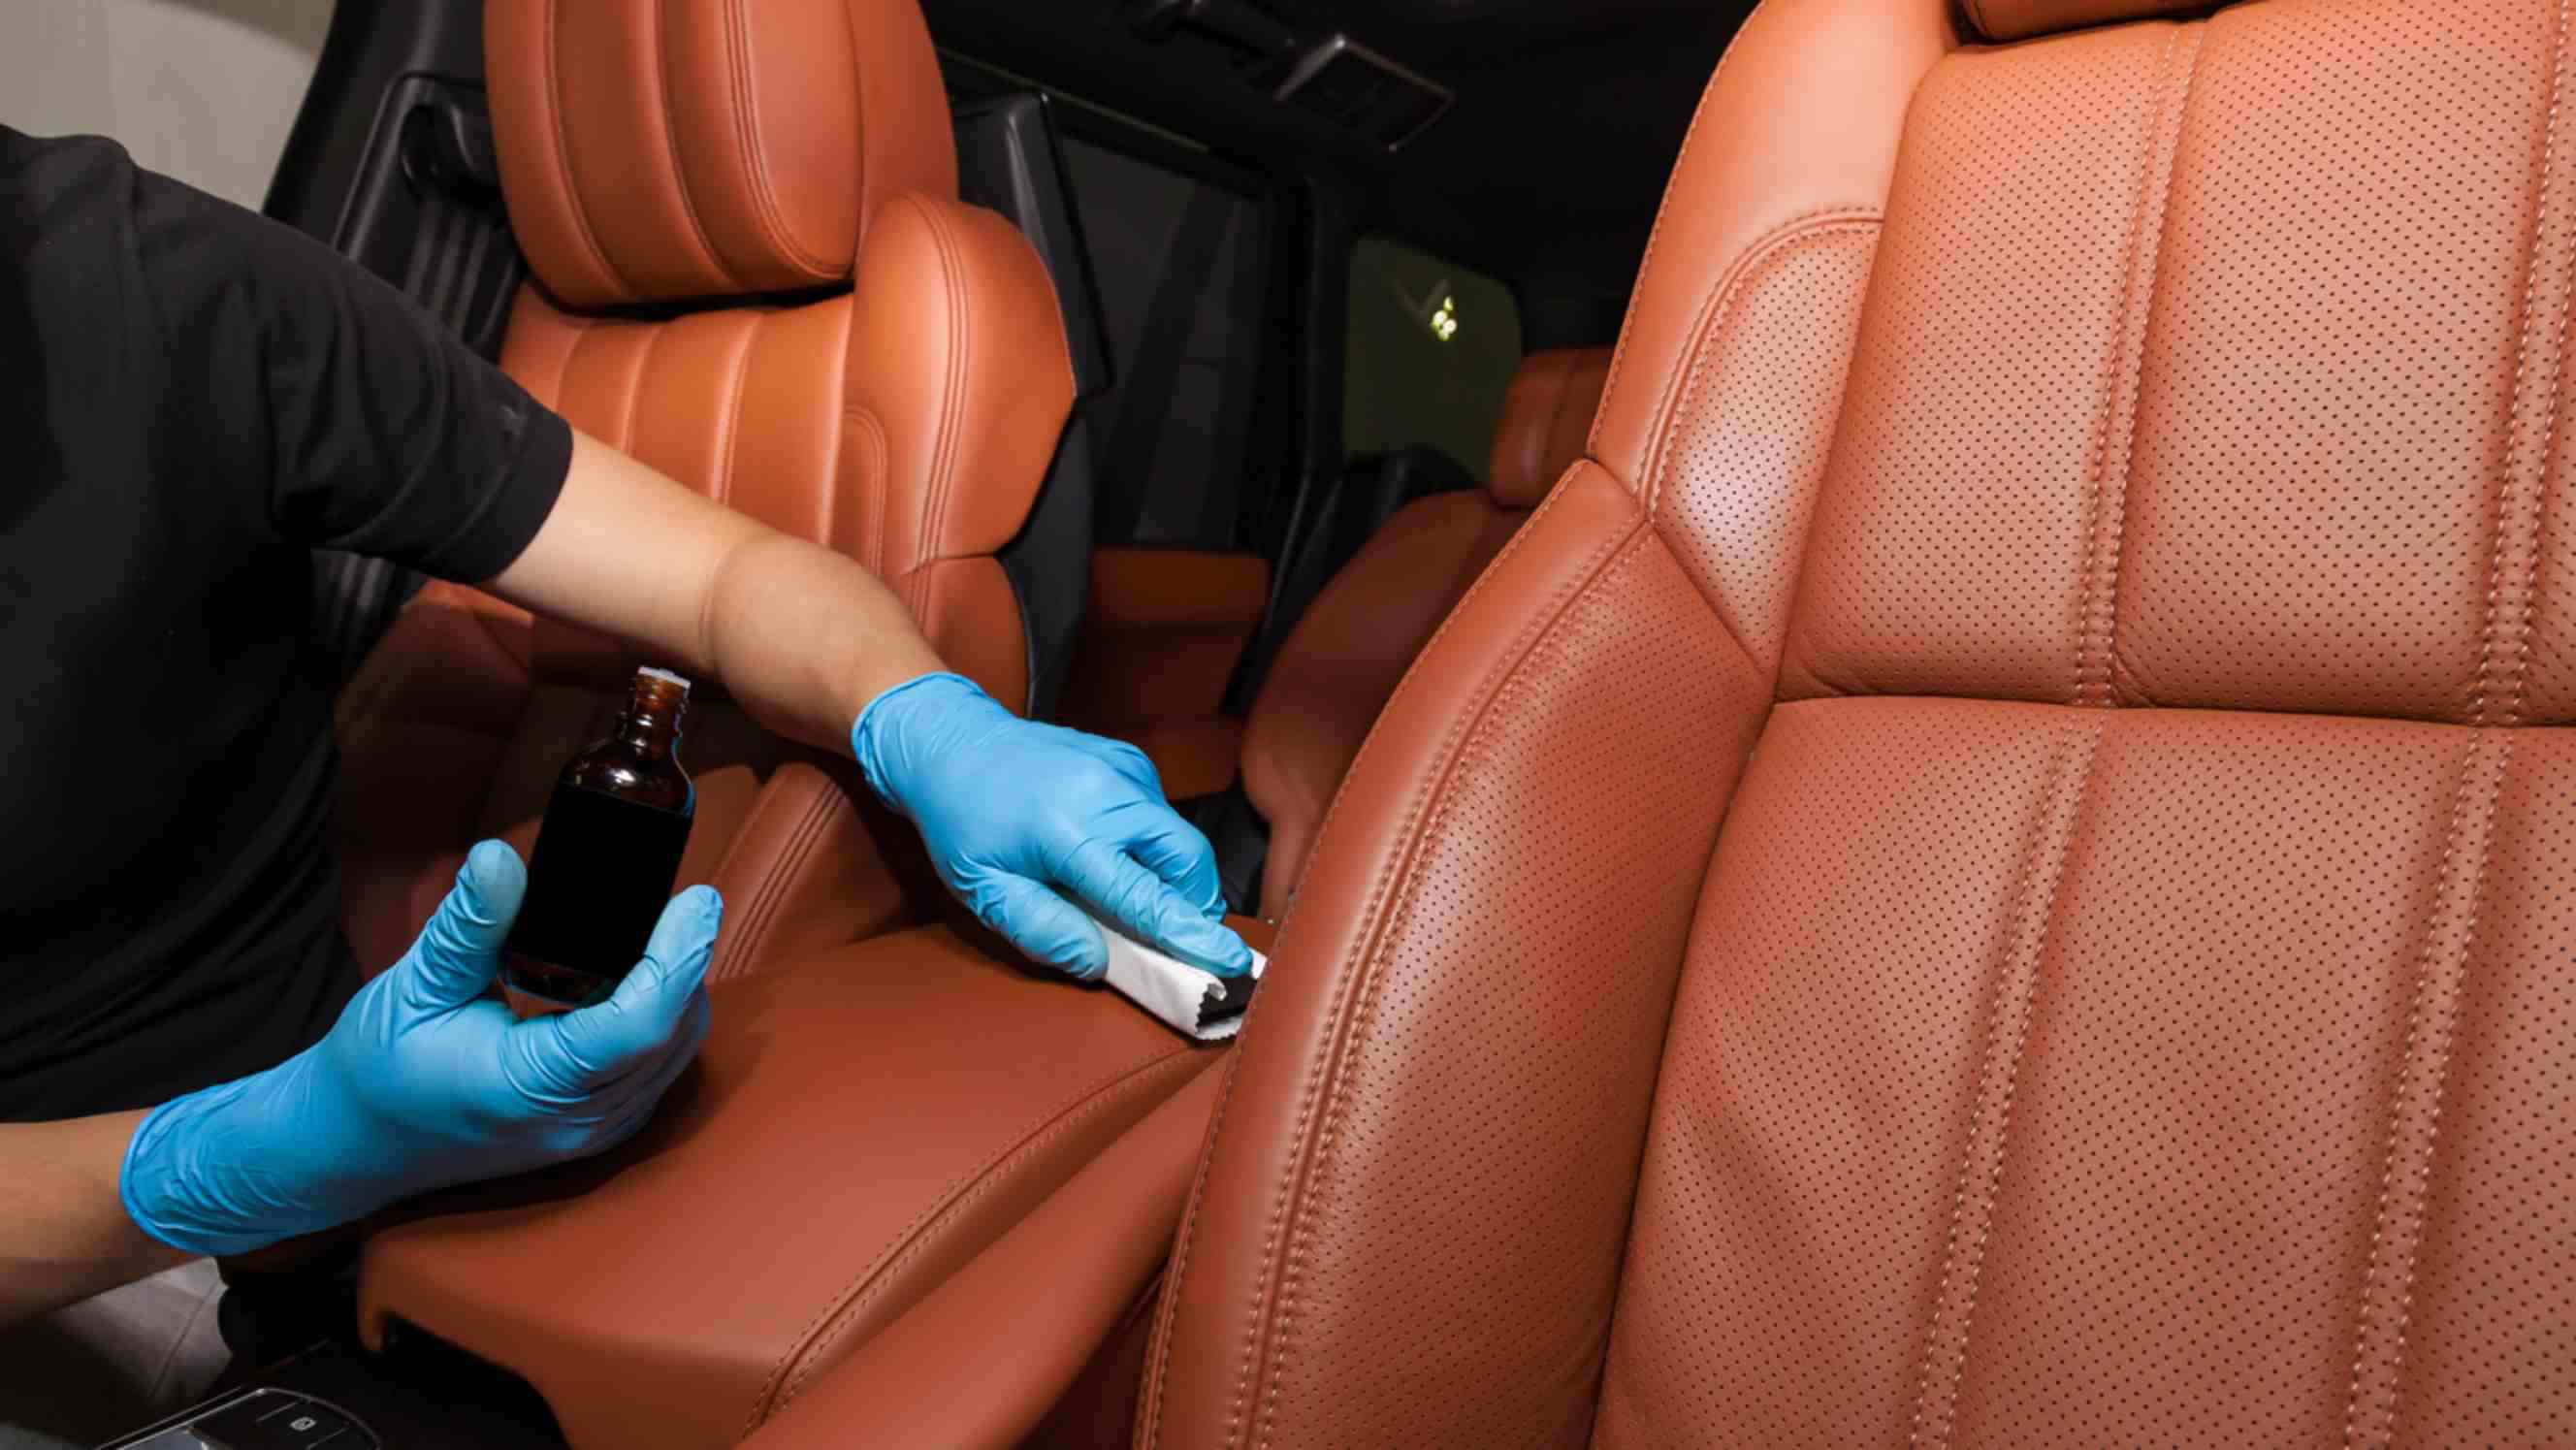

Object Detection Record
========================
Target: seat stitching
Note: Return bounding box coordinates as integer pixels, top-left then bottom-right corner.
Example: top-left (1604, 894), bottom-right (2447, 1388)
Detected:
top-left (842, 403), bottom-right (891, 573)
top-left (1255, 528), bottom-right (1655, 1450)
top-left (712, 310), bottom-right (760, 511)
top-left (1207, 487), bottom-right (1637, 1449)
top-left (1906, 717), bottom-right (2098, 1449)
top-left (1223, 505), bottom-right (1636, 1448)
top-left (652, 0), bottom-right (747, 292)
top-left (766, 1049), bottom-right (1210, 1417)
top-left (618, 316), bottom-right (661, 454)
top-left (740, 1045), bottom-right (1202, 1435)
top-left (1141, 1050), bottom-right (1246, 1448)
top-left (1647, 215), bottom-right (1880, 662)
top-left (723, 0), bottom-right (838, 279)
top-left (2471, 0), bottom-right (2575, 728)
top-left (539, 0), bottom-right (632, 299)
top-left (1642, 209), bottom-right (1880, 512)
top-left (1595, 0), bottom-right (1780, 462)
top-left (2077, 26), bottom-right (2199, 707)
top-left (2341, 731), bottom-right (2512, 1447)
top-left (912, 199), bottom-right (970, 579)
top-left (707, 774), bottom-right (839, 984)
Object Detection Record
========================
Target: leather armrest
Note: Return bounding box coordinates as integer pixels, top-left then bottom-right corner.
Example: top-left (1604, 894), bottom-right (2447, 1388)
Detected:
top-left (356, 925), bottom-right (1221, 1450)
top-left (741, 1060), bottom-right (1228, 1450)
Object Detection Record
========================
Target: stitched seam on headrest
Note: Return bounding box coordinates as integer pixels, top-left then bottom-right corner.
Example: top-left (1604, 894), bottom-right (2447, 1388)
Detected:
top-left (652, 0), bottom-right (748, 293)
top-left (539, 0), bottom-right (633, 300)
top-left (919, 199), bottom-right (970, 573)
top-left (724, 0), bottom-right (838, 281)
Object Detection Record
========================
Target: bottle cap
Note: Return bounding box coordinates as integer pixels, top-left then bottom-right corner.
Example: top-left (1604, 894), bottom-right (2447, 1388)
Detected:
top-left (637, 666), bottom-right (692, 695)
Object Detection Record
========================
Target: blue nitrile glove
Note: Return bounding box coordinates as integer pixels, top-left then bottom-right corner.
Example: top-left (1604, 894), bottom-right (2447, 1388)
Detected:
top-left (853, 671), bottom-right (1252, 980)
top-left (119, 841), bottom-right (719, 1257)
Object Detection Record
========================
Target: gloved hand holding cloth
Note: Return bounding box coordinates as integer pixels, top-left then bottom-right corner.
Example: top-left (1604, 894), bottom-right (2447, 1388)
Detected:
top-left (853, 671), bottom-right (1253, 982)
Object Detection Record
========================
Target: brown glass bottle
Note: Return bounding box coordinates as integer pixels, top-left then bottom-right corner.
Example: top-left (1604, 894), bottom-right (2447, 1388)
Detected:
top-left (502, 668), bottom-right (696, 1011)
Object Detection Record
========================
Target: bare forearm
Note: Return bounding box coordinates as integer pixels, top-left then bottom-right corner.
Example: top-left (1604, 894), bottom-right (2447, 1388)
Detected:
top-left (0, 1111), bottom-right (188, 1327)
top-left (696, 530), bottom-right (942, 750)
top-left (490, 430), bottom-right (943, 751)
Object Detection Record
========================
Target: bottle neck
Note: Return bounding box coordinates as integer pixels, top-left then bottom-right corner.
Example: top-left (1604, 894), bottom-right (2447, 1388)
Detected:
top-left (617, 675), bottom-right (690, 757)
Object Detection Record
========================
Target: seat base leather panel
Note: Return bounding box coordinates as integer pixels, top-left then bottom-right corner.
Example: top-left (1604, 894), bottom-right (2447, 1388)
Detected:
top-left (357, 926), bottom-right (1215, 1450)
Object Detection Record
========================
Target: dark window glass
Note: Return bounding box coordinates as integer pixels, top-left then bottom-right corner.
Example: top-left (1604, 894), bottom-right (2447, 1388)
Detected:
top-left (1063, 135), bottom-right (1272, 549)
top-left (1343, 236), bottom-right (1521, 477)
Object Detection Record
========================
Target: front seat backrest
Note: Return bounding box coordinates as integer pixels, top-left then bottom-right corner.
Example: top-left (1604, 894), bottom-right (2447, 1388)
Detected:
top-left (1240, 345), bottom-right (1608, 918)
top-left (334, 0), bottom-right (1072, 979)
top-left (1145, 0), bottom-right (2576, 1444)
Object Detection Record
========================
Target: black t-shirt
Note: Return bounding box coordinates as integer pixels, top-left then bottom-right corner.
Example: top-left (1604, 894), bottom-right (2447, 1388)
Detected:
top-left (0, 128), bottom-right (570, 1120)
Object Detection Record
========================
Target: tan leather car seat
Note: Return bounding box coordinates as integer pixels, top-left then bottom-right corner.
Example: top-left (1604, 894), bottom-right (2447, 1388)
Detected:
top-left (1240, 345), bottom-right (1607, 917)
top-left (333, 0), bottom-right (1072, 982)
top-left (1135, 0), bottom-right (2576, 1442)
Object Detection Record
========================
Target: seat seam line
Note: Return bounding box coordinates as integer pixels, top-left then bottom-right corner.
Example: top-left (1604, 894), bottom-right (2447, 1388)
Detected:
top-left (917, 199), bottom-right (970, 581)
top-left (844, 403), bottom-right (890, 574)
top-left (540, 0), bottom-right (632, 299)
top-left (2079, 25), bottom-right (2199, 708)
top-left (1202, 483), bottom-right (1635, 1449)
top-left (1907, 717), bottom-right (2100, 1449)
top-left (1142, 1050), bottom-right (1246, 1448)
top-left (710, 776), bottom-right (836, 984)
top-left (1231, 512), bottom-right (1641, 1449)
top-left (724, 0), bottom-right (836, 279)
top-left (741, 1045), bottom-right (1202, 1434)
top-left (1254, 529), bottom-right (1656, 1450)
top-left (713, 311), bottom-right (759, 512)
top-left (1221, 505), bottom-right (1641, 1448)
top-left (653, 0), bottom-right (747, 291)
top-left (1642, 209), bottom-right (1880, 515)
top-left (2472, 0), bottom-right (2575, 728)
top-left (2342, 730), bottom-right (2512, 1447)
top-left (618, 316), bottom-right (661, 455)
top-left (1649, 216), bottom-right (1879, 671)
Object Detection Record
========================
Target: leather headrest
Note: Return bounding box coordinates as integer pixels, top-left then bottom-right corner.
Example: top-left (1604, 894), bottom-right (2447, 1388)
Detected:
top-left (1486, 346), bottom-right (1612, 508)
top-left (1963, 0), bottom-right (2210, 43)
top-left (485, 0), bottom-right (957, 310)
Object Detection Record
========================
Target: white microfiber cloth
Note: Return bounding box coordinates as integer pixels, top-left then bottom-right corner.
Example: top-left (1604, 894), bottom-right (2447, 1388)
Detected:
top-left (1090, 914), bottom-right (1266, 1041)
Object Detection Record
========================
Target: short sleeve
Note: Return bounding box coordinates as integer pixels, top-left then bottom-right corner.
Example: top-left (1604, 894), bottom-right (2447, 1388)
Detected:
top-left (127, 162), bottom-right (570, 582)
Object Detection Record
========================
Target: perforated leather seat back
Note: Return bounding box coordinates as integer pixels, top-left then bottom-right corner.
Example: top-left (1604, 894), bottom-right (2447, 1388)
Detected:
top-left (1143, 0), bottom-right (2576, 1444)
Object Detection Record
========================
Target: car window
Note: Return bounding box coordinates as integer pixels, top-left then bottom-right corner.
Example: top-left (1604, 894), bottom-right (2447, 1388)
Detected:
top-left (1343, 236), bottom-right (1522, 476)
top-left (1062, 133), bottom-right (1276, 550)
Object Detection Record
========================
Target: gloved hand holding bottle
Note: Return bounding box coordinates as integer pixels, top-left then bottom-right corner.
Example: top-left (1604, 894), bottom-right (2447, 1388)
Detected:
top-left (853, 672), bottom-right (1253, 981)
top-left (119, 842), bottom-right (719, 1257)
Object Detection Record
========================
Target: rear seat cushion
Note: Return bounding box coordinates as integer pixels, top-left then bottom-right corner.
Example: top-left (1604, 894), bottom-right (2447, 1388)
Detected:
top-left (1238, 346), bottom-right (1610, 918)
top-left (1241, 492), bottom-right (1524, 918)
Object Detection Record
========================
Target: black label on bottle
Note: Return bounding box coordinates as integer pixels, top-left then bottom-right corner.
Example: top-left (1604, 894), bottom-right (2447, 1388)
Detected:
top-left (503, 784), bottom-right (692, 990)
